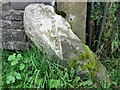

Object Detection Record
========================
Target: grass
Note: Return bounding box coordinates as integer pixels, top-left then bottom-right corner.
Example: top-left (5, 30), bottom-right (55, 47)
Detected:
top-left (103, 56), bottom-right (120, 88)
top-left (2, 45), bottom-right (120, 89)
top-left (2, 45), bottom-right (94, 89)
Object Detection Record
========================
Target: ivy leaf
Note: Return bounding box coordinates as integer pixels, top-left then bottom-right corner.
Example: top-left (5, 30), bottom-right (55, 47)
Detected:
top-left (19, 63), bottom-right (25, 70)
top-left (6, 75), bottom-right (15, 84)
top-left (15, 72), bottom-right (21, 80)
top-left (17, 54), bottom-right (22, 61)
top-left (8, 53), bottom-right (16, 61)
top-left (11, 59), bottom-right (18, 66)
top-left (23, 57), bottom-right (28, 63)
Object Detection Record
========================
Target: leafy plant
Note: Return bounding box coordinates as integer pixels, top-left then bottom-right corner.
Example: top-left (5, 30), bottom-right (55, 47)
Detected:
top-left (2, 46), bottom-right (95, 88)
top-left (4, 53), bottom-right (25, 85)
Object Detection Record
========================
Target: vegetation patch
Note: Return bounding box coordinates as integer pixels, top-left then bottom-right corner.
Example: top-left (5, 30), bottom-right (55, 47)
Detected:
top-left (2, 46), bottom-right (95, 88)
top-left (68, 44), bottom-right (100, 77)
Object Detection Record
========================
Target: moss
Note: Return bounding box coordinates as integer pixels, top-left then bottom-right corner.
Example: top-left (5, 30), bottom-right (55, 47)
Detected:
top-left (81, 44), bottom-right (100, 76)
top-left (68, 57), bottom-right (79, 68)
top-left (68, 44), bottom-right (100, 77)
top-left (73, 50), bottom-right (78, 54)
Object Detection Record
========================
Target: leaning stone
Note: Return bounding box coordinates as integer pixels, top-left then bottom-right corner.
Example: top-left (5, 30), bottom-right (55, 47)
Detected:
top-left (24, 4), bottom-right (108, 83)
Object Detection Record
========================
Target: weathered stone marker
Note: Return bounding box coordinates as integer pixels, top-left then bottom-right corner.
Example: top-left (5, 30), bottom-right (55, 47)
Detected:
top-left (24, 4), bottom-right (108, 83)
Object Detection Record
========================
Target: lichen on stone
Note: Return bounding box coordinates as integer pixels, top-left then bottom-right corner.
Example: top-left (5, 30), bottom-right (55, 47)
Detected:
top-left (68, 44), bottom-right (100, 77)
top-left (81, 44), bottom-right (100, 76)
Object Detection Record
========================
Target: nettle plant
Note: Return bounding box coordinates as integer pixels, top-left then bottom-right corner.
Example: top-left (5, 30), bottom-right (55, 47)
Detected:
top-left (6, 53), bottom-right (28, 85)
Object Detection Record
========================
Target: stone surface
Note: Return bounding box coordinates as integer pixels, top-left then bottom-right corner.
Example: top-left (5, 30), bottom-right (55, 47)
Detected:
top-left (2, 41), bottom-right (29, 50)
top-left (10, 1), bottom-right (55, 10)
top-left (1, 20), bottom-right (23, 29)
top-left (24, 4), bottom-right (108, 82)
top-left (24, 4), bottom-right (83, 61)
top-left (0, 1), bottom-right (29, 50)
top-left (2, 29), bottom-right (26, 42)
top-left (1, 9), bottom-right (23, 21)
top-left (57, 2), bottom-right (87, 43)
top-left (0, 1), bottom-right (2, 49)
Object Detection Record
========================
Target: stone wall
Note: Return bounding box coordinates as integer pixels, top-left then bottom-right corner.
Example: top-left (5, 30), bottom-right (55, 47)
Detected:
top-left (1, 2), bottom-right (28, 50)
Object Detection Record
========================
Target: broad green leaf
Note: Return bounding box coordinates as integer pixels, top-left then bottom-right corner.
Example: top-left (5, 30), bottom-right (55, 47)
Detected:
top-left (17, 54), bottom-right (22, 60)
top-left (6, 80), bottom-right (10, 85)
top-left (15, 72), bottom-right (21, 80)
top-left (19, 63), bottom-right (25, 70)
top-left (6, 75), bottom-right (15, 84)
top-left (23, 57), bottom-right (28, 63)
top-left (11, 59), bottom-right (18, 66)
top-left (8, 53), bottom-right (16, 61)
